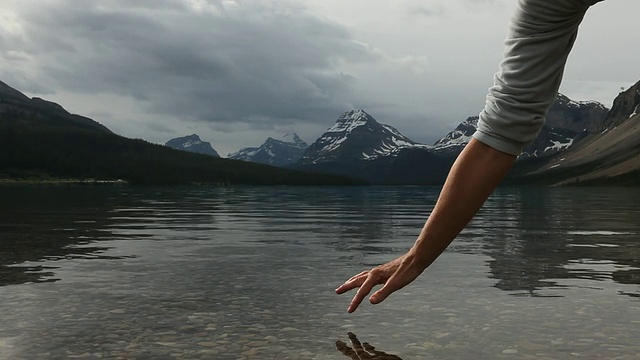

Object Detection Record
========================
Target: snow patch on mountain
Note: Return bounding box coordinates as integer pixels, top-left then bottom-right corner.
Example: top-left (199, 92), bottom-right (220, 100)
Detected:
top-left (327, 110), bottom-right (371, 133)
top-left (544, 138), bottom-right (574, 153)
top-left (300, 110), bottom-right (430, 164)
top-left (432, 116), bottom-right (478, 152)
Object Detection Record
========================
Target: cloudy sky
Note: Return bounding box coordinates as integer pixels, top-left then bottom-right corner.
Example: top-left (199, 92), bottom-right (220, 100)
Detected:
top-left (1, 0), bottom-right (638, 156)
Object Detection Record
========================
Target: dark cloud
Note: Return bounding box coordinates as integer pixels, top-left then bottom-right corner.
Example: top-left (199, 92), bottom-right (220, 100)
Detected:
top-left (3, 0), bottom-right (634, 151)
top-left (1, 0), bottom-right (379, 127)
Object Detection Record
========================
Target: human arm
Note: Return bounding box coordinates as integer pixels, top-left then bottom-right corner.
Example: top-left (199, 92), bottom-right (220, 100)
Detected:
top-left (336, 138), bottom-right (516, 312)
top-left (335, 0), bottom-right (597, 313)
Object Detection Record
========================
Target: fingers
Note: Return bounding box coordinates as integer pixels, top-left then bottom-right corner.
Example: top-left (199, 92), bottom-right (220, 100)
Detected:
top-left (335, 340), bottom-right (359, 359)
top-left (348, 332), bottom-right (363, 350)
top-left (348, 270), bottom-right (369, 282)
top-left (370, 259), bottom-right (422, 304)
top-left (369, 279), bottom-right (400, 305)
top-left (362, 342), bottom-right (378, 354)
top-left (335, 270), bottom-right (369, 294)
top-left (337, 253), bottom-right (424, 312)
top-left (348, 271), bottom-right (380, 313)
top-left (348, 333), bottom-right (374, 359)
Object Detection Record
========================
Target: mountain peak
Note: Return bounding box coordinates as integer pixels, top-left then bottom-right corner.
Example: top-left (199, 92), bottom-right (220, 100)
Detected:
top-left (276, 133), bottom-right (306, 146)
top-left (300, 110), bottom-right (426, 164)
top-left (554, 92), bottom-right (607, 112)
top-left (327, 110), bottom-right (378, 134)
top-left (228, 132), bottom-right (308, 166)
top-left (433, 116), bottom-right (478, 151)
top-left (600, 80), bottom-right (640, 130)
top-left (183, 134), bottom-right (201, 140)
top-left (546, 93), bottom-right (608, 133)
top-left (341, 109), bottom-right (372, 119)
top-left (165, 134), bottom-right (220, 157)
top-left (337, 109), bottom-right (376, 122)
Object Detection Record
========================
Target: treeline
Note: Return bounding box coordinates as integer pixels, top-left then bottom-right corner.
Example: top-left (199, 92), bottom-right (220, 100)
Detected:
top-left (0, 114), bottom-right (365, 186)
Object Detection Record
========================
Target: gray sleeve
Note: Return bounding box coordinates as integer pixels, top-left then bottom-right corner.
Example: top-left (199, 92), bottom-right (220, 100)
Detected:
top-left (473, 0), bottom-right (595, 156)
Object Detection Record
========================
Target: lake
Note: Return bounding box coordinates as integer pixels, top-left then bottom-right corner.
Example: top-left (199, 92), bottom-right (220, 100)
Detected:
top-left (0, 186), bottom-right (639, 359)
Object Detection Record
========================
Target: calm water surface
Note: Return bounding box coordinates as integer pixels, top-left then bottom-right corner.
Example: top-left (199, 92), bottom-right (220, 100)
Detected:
top-left (0, 186), bottom-right (639, 359)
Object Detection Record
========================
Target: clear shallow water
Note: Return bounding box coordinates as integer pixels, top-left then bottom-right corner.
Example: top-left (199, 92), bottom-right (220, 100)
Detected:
top-left (0, 186), bottom-right (639, 359)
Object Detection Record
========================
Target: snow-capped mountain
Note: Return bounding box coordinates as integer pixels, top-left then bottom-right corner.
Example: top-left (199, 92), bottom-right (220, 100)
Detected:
top-left (165, 134), bottom-right (220, 157)
top-left (228, 133), bottom-right (308, 167)
top-left (432, 116), bottom-right (478, 153)
top-left (299, 110), bottom-right (429, 164)
top-left (527, 80), bottom-right (640, 185)
top-left (432, 94), bottom-right (609, 158)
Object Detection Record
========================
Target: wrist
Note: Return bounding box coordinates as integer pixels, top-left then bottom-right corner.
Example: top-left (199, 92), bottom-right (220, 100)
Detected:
top-left (409, 233), bottom-right (449, 269)
top-left (407, 243), bottom-right (434, 270)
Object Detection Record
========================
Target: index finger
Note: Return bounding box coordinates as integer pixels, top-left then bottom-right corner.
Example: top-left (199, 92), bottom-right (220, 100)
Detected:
top-left (347, 273), bottom-right (379, 313)
top-left (335, 271), bottom-right (368, 294)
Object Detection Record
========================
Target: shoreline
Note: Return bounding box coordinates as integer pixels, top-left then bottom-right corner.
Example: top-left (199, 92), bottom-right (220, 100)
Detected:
top-left (0, 178), bottom-right (129, 186)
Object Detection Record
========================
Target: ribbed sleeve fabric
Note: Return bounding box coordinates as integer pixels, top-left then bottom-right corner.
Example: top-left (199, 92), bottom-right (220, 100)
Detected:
top-left (473, 0), bottom-right (600, 156)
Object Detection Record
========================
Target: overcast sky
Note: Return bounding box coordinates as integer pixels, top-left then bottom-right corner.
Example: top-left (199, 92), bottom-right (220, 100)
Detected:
top-left (1, 0), bottom-right (638, 156)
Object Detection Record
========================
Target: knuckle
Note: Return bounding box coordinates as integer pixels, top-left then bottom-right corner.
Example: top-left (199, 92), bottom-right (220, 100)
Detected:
top-left (349, 271), bottom-right (368, 282)
top-left (369, 268), bottom-right (381, 277)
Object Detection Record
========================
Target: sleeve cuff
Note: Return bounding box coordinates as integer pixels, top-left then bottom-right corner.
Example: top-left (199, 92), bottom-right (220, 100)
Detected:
top-left (472, 130), bottom-right (524, 156)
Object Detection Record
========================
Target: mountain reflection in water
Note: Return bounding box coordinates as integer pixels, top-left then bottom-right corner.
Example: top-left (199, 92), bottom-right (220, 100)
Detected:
top-left (1, 186), bottom-right (640, 359)
top-left (1, 186), bottom-right (640, 297)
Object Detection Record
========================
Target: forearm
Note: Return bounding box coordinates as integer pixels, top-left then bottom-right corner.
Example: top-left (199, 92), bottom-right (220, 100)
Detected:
top-left (337, 139), bottom-right (517, 312)
top-left (411, 138), bottom-right (516, 267)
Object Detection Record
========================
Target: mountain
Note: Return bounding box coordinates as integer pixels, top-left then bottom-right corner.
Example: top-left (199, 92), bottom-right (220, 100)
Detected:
top-left (300, 110), bottom-right (429, 164)
top-left (228, 133), bottom-right (308, 166)
top-left (547, 93), bottom-right (609, 133)
top-left (165, 134), bottom-right (220, 157)
top-left (292, 110), bottom-right (447, 184)
top-left (0, 80), bottom-right (364, 186)
top-left (433, 94), bottom-right (609, 159)
top-left (432, 116), bottom-right (478, 153)
top-left (518, 80), bottom-right (640, 185)
top-left (0, 80), bottom-right (31, 101)
top-left (519, 94), bottom-right (609, 158)
top-left (295, 94), bottom-right (610, 185)
top-left (0, 80), bottom-right (111, 134)
top-left (600, 81), bottom-right (640, 130)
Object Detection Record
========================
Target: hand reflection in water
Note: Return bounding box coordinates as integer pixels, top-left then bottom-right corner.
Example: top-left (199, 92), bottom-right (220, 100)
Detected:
top-left (336, 332), bottom-right (403, 360)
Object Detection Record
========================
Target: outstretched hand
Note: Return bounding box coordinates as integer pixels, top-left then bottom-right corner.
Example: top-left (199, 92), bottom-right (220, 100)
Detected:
top-left (336, 332), bottom-right (403, 360)
top-left (335, 251), bottom-right (427, 313)
top-left (336, 140), bottom-right (516, 313)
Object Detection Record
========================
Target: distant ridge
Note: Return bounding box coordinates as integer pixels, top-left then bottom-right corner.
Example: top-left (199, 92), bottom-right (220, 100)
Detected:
top-left (0, 80), bottom-right (112, 133)
top-left (229, 133), bottom-right (308, 166)
top-left (0, 80), bottom-right (365, 186)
